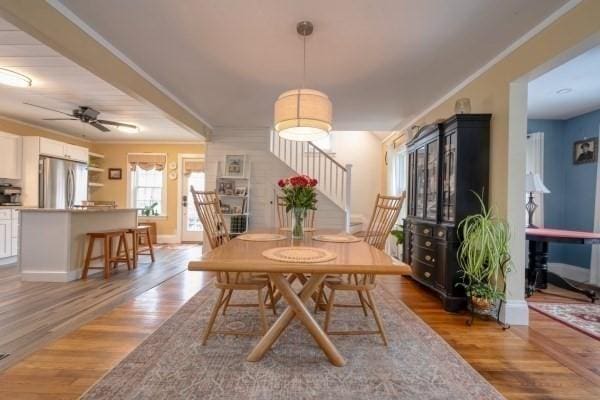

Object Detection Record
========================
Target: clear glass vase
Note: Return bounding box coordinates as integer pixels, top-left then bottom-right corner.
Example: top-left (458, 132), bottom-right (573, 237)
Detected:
top-left (292, 207), bottom-right (306, 240)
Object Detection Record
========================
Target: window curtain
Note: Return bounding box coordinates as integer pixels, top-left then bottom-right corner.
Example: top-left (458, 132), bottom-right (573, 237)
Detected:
top-left (128, 153), bottom-right (167, 171)
top-left (183, 159), bottom-right (205, 176)
top-left (590, 129), bottom-right (600, 285)
top-left (526, 132), bottom-right (545, 227)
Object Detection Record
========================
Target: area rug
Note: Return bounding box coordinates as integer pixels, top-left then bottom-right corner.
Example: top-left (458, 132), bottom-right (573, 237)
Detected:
top-left (529, 302), bottom-right (600, 340)
top-left (82, 285), bottom-right (504, 400)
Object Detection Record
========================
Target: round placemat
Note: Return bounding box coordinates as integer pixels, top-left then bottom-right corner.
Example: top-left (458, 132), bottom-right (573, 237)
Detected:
top-left (262, 246), bottom-right (337, 263)
top-left (312, 234), bottom-right (362, 243)
top-left (238, 233), bottom-right (287, 242)
top-left (279, 227), bottom-right (316, 232)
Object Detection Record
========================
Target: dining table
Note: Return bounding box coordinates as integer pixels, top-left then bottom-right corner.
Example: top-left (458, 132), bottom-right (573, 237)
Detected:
top-left (187, 230), bottom-right (407, 367)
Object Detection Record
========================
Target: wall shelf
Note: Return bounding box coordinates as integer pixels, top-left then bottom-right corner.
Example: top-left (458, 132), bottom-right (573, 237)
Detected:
top-left (88, 182), bottom-right (104, 188)
top-left (88, 167), bottom-right (104, 173)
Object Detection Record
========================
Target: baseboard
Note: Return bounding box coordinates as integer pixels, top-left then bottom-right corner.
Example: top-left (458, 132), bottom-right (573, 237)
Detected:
top-left (548, 262), bottom-right (590, 283)
top-left (20, 269), bottom-right (82, 282)
top-left (156, 234), bottom-right (180, 244)
top-left (499, 299), bottom-right (529, 326)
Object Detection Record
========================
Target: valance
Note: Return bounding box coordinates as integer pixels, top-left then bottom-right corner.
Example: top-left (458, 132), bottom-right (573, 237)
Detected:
top-left (128, 153), bottom-right (166, 171)
top-left (183, 159), bottom-right (204, 175)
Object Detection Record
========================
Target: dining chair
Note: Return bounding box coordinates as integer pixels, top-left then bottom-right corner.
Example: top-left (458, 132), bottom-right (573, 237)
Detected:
top-left (319, 193), bottom-right (405, 345)
top-left (191, 187), bottom-right (276, 345)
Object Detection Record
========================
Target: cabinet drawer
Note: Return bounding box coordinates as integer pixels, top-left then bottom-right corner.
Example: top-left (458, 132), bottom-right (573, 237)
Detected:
top-left (413, 223), bottom-right (434, 236)
top-left (434, 227), bottom-right (447, 240)
top-left (0, 209), bottom-right (11, 220)
top-left (414, 234), bottom-right (435, 249)
top-left (412, 261), bottom-right (436, 286)
top-left (412, 245), bottom-right (438, 266)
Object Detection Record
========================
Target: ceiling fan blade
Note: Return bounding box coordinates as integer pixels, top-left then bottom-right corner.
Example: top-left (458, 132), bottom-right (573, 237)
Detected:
top-left (97, 120), bottom-right (137, 129)
top-left (89, 121), bottom-right (110, 132)
top-left (42, 118), bottom-right (78, 121)
top-left (23, 102), bottom-right (75, 117)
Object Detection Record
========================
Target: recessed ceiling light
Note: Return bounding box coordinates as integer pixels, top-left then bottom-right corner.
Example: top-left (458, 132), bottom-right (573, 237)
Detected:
top-left (0, 68), bottom-right (32, 88)
top-left (556, 88), bottom-right (572, 95)
top-left (118, 124), bottom-right (139, 134)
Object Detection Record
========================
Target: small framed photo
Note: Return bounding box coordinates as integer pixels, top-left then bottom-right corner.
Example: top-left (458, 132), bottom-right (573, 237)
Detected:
top-left (223, 154), bottom-right (245, 178)
top-left (108, 168), bottom-right (122, 180)
top-left (573, 138), bottom-right (598, 165)
top-left (235, 186), bottom-right (247, 196)
top-left (218, 179), bottom-right (235, 195)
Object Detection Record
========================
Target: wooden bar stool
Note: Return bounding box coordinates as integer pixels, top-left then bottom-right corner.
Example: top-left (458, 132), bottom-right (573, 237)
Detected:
top-left (82, 230), bottom-right (131, 279)
top-left (126, 225), bottom-right (155, 269)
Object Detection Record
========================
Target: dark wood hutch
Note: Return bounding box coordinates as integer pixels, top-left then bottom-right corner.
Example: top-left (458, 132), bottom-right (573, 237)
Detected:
top-left (403, 114), bottom-right (491, 312)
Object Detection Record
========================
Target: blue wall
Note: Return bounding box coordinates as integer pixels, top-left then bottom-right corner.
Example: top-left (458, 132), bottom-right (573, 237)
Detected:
top-left (528, 108), bottom-right (600, 269)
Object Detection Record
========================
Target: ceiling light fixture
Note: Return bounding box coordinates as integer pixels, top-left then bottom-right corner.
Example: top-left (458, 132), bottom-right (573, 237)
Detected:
top-left (117, 124), bottom-right (139, 134)
top-left (556, 88), bottom-right (572, 95)
top-left (274, 21), bottom-right (332, 142)
top-left (0, 68), bottom-right (32, 88)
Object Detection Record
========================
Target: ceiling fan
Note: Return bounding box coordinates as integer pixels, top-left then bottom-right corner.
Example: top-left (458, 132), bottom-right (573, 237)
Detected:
top-left (24, 102), bottom-right (138, 133)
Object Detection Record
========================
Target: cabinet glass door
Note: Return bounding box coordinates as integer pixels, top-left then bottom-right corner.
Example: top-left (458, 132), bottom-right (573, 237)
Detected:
top-left (441, 132), bottom-right (457, 222)
top-left (425, 140), bottom-right (438, 220)
top-left (415, 147), bottom-right (426, 218)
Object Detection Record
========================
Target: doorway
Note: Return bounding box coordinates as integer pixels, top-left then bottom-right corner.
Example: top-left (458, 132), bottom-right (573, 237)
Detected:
top-left (178, 154), bottom-right (205, 243)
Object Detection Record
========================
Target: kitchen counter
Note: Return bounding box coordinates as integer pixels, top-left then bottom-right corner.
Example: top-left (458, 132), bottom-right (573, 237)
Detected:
top-left (19, 208), bottom-right (138, 282)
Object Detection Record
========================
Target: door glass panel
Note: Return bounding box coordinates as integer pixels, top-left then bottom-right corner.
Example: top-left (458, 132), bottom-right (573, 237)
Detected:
top-left (426, 140), bottom-right (438, 219)
top-left (186, 172), bottom-right (205, 232)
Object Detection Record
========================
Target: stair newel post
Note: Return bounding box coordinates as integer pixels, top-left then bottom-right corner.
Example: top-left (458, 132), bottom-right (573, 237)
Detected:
top-left (345, 164), bottom-right (352, 233)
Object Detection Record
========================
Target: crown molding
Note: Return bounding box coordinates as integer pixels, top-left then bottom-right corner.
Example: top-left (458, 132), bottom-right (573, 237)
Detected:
top-left (0, 114), bottom-right (92, 143)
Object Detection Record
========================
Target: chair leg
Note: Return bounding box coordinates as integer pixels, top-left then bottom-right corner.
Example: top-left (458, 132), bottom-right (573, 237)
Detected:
top-left (201, 289), bottom-right (226, 345)
top-left (146, 229), bottom-right (155, 262)
top-left (82, 236), bottom-right (95, 279)
top-left (323, 289), bottom-right (336, 333)
top-left (366, 289), bottom-right (388, 346)
top-left (314, 283), bottom-right (324, 314)
top-left (357, 290), bottom-right (369, 317)
top-left (121, 233), bottom-right (132, 270)
top-left (257, 288), bottom-right (268, 333)
top-left (131, 231), bottom-right (138, 269)
top-left (103, 236), bottom-right (111, 279)
top-left (222, 289), bottom-right (233, 315)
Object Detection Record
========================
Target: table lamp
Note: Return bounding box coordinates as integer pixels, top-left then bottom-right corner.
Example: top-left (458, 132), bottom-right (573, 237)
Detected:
top-left (525, 172), bottom-right (550, 228)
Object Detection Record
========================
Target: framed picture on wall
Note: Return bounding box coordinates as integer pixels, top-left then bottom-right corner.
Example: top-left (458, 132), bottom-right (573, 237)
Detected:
top-left (108, 168), bottom-right (122, 180)
top-left (573, 138), bottom-right (598, 165)
top-left (223, 154), bottom-right (246, 178)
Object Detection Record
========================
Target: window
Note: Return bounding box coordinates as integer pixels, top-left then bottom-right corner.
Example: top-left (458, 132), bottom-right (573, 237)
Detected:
top-left (130, 167), bottom-right (166, 217)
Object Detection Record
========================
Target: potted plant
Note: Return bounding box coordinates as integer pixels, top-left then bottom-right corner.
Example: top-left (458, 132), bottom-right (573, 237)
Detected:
top-left (277, 175), bottom-right (318, 239)
top-left (456, 192), bottom-right (511, 316)
top-left (141, 202), bottom-right (159, 217)
top-left (390, 225), bottom-right (404, 259)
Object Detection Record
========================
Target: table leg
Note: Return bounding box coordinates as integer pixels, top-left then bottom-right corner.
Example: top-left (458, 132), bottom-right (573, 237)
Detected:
top-left (526, 240), bottom-right (548, 297)
top-left (247, 273), bottom-right (346, 367)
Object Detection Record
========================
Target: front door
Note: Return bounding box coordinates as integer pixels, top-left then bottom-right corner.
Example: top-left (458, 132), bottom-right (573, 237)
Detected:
top-left (181, 169), bottom-right (205, 242)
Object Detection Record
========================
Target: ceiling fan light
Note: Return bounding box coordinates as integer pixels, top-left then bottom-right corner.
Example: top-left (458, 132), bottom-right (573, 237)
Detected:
top-left (117, 125), bottom-right (139, 134)
top-left (0, 68), bottom-right (32, 88)
top-left (274, 89), bottom-right (332, 142)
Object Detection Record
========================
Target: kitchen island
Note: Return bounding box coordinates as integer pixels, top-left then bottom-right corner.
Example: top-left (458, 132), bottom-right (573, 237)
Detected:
top-left (19, 208), bottom-right (138, 282)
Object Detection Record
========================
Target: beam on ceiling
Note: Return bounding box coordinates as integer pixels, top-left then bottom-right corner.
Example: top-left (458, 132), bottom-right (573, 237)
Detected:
top-left (0, 0), bottom-right (211, 140)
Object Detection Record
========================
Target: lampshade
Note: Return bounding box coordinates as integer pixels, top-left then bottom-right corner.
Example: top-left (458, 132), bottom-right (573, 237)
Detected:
top-left (525, 172), bottom-right (550, 193)
top-left (274, 89), bottom-right (332, 141)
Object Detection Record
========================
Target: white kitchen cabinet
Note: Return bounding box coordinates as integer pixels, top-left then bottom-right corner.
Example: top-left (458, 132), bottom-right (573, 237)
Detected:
top-left (0, 131), bottom-right (22, 179)
top-left (0, 219), bottom-right (10, 259)
top-left (39, 137), bottom-right (88, 163)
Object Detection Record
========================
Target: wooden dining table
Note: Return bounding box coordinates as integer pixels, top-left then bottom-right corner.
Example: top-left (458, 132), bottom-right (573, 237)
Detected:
top-left (187, 230), bottom-right (407, 367)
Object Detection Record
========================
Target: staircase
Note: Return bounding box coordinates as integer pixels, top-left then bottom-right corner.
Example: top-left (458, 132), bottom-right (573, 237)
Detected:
top-left (270, 131), bottom-right (352, 231)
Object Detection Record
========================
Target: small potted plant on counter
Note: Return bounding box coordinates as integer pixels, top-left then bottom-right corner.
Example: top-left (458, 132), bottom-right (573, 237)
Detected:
top-left (141, 202), bottom-right (159, 217)
top-left (456, 191), bottom-right (511, 327)
top-left (277, 175), bottom-right (318, 239)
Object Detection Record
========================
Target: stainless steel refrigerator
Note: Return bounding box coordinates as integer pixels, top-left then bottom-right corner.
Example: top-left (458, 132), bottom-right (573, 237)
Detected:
top-left (39, 156), bottom-right (88, 208)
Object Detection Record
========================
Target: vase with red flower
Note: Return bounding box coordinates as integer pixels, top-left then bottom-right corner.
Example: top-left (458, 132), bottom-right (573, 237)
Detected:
top-left (277, 175), bottom-right (318, 239)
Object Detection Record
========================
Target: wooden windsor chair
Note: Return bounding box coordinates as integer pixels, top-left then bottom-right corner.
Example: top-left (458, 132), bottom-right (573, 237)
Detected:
top-left (318, 193), bottom-right (405, 345)
top-left (190, 187), bottom-right (276, 345)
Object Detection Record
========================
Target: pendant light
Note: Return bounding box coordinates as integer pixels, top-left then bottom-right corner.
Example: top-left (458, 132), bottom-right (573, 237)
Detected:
top-left (274, 21), bottom-right (332, 141)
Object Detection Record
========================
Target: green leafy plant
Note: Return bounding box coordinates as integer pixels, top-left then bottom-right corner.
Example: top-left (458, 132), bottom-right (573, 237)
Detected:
top-left (141, 202), bottom-right (159, 217)
top-left (390, 226), bottom-right (404, 245)
top-left (456, 191), bottom-right (511, 308)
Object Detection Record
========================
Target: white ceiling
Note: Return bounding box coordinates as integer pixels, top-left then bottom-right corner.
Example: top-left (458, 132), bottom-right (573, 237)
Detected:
top-left (55, 0), bottom-right (568, 132)
top-left (528, 45), bottom-right (600, 120)
top-left (0, 17), bottom-right (200, 142)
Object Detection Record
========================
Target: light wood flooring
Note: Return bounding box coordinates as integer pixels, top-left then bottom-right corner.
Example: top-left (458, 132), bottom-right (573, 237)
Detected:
top-left (0, 247), bottom-right (598, 399)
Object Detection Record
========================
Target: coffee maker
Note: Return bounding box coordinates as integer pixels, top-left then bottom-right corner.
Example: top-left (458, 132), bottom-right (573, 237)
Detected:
top-left (0, 183), bottom-right (22, 206)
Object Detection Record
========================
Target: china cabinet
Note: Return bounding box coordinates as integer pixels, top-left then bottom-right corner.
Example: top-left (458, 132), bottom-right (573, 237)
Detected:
top-left (404, 114), bottom-right (491, 311)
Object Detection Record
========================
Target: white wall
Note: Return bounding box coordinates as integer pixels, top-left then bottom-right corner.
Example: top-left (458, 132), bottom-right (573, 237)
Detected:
top-left (205, 128), bottom-right (346, 232)
top-left (330, 131), bottom-right (382, 223)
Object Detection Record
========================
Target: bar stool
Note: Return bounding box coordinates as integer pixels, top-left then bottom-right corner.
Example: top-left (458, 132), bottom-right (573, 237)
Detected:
top-left (82, 230), bottom-right (131, 279)
top-left (125, 225), bottom-right (155, 269)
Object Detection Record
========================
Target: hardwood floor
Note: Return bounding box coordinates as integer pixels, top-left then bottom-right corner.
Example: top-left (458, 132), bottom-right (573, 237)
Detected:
top-left (0, 249), bottom-right (599, 399)
top-left (0, 244), bottom-right (202, 372)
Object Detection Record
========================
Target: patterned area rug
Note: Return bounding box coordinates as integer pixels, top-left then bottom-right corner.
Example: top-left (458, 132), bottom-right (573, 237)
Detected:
top-left (529, 302), bottom-right (600, 340)
top-left (82, 284), bottom-right (504, 400)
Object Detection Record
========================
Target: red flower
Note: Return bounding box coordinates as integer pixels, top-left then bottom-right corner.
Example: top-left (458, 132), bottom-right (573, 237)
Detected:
top-left (277, 179), bottom-right (286, 188)
top-left (310, 178), bottom-right (318, 187)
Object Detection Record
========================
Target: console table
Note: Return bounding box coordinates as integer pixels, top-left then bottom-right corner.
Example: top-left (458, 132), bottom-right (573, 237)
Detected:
top-left (526, 228), bottom-right (599, 302)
